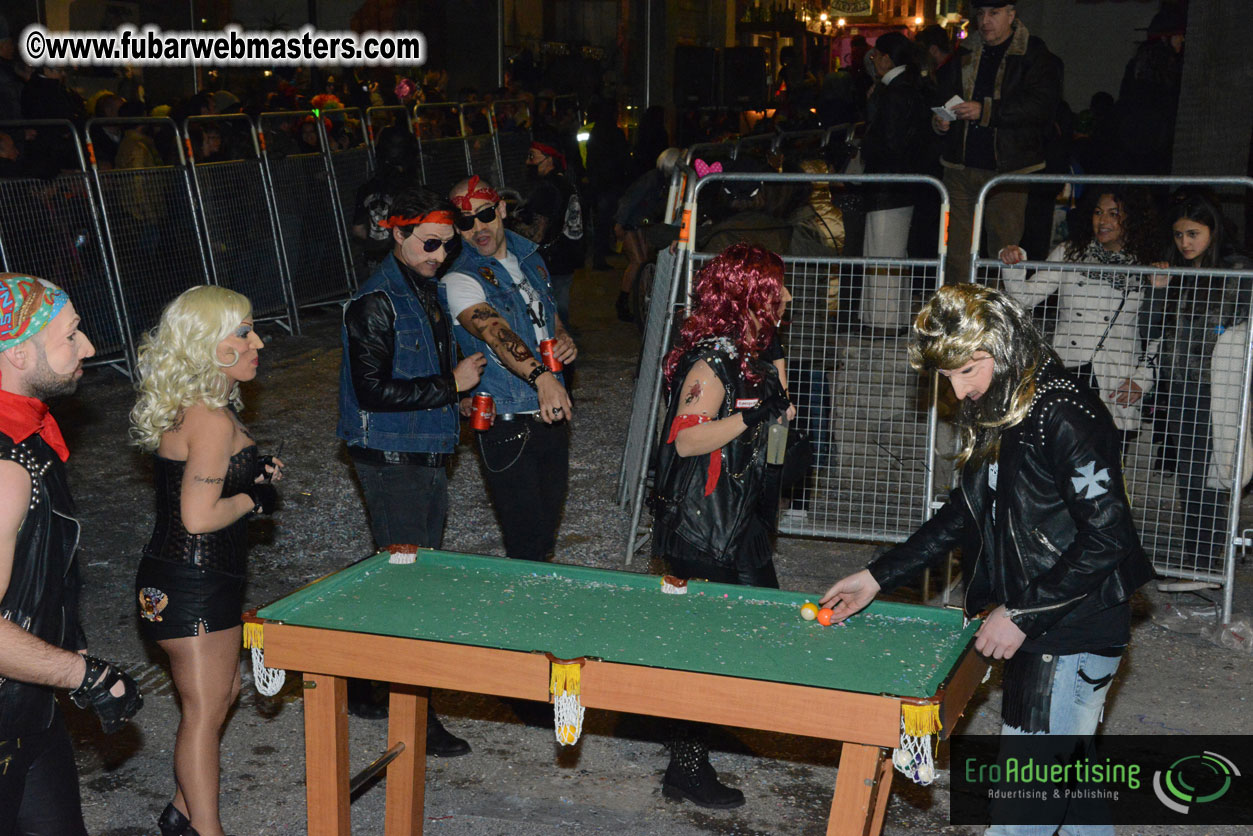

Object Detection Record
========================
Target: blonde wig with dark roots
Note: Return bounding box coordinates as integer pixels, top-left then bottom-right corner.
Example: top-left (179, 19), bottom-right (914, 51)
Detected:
top-left (909, 283), bottom-right (1060, 468)
top-left (129, 285), bottom-right (253, 451)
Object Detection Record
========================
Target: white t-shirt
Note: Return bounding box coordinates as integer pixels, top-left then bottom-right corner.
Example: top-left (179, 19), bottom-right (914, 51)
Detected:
top-left (442, 250), bottom-right (550, 345)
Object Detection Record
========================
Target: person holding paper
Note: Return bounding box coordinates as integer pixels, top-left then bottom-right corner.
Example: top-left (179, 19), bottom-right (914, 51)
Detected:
top-left (931, 0), bottom-right (1062, 285)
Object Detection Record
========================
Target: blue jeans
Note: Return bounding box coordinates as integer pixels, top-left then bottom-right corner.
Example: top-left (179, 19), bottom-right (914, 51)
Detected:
top-left (986, 652), bottom-right (1122, 836)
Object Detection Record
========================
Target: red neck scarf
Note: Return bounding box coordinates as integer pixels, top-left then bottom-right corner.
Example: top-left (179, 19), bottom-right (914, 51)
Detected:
top-left (0, 389), bottom-right (69, 461)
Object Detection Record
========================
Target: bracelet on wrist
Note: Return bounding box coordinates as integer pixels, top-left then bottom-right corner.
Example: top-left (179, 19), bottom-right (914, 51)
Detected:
top-left (524, 365), bottom-right (550, 389)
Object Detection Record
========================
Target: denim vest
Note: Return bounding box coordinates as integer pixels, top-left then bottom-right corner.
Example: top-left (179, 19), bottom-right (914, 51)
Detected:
top-left (439, 230), bottom-right (564, 414)
top-left (337, 255), bottom-right (458, 453)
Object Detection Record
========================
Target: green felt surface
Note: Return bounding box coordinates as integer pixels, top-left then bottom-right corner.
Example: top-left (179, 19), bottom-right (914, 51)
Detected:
top-left (258, 551), bottom-right (978, 699)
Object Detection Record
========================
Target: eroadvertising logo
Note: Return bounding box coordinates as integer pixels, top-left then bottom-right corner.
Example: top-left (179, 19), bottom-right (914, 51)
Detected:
top-left (1152, 750), bottom-right (1241, 814)
top-left (951, 735), bottom-right (1253, 826)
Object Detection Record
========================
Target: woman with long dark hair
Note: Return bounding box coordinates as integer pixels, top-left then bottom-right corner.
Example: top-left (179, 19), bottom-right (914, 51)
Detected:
top-left (1143, 192), bottom-right (1253, 570)
top-left (998, 187), bottom-right (1160, 437)
top-left (649, 243), bottom-right (794, 808)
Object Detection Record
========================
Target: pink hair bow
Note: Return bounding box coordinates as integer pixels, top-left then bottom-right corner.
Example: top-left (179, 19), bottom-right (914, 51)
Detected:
top-left (693, 158), bottom-right (723, 178)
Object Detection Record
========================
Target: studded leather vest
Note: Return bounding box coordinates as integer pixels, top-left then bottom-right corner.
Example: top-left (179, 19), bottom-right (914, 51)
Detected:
top-left (0, 433), bottom-right (83, 739)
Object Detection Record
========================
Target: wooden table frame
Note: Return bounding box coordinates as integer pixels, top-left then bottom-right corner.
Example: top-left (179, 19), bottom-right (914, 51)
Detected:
top-left (251, 615), bottom-right (986, 836)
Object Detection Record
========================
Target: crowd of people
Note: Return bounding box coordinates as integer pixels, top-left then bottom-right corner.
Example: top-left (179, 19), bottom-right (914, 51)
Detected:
top-left (0, 2), bottom-right (1248, 835)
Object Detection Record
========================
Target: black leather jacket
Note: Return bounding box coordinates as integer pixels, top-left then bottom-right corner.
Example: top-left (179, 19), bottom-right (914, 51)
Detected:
top-left (649, 341), bottom-right (782, 565)
top-left (869, 364), bottom-right (1154, 641)
top-left (0, 433), bottom-right (84, 739)
top-left (939, 20), bottom-right (1062, 174)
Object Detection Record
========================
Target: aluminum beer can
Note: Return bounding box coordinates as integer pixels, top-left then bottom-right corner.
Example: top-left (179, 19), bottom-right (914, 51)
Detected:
top-left (470, 392), bottom-right (495, 431)
top-left (539, 338), bottom-right (563, 372)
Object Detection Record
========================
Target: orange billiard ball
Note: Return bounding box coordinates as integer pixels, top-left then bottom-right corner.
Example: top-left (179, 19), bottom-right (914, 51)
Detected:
top-left (816, 608), bottom-right (835, 626)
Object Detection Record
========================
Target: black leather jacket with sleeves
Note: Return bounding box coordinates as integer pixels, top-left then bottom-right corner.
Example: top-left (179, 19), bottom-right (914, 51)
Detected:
top-left (867, 363), bottom-right (1154, 641)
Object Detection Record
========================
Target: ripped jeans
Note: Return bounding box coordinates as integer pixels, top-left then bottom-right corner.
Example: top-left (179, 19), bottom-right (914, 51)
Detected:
top-left (986, 651), bottom-right (1122, 836)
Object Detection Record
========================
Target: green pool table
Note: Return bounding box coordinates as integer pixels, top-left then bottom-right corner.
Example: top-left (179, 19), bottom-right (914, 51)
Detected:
top-left (247, 549), bottom-right (985, 836)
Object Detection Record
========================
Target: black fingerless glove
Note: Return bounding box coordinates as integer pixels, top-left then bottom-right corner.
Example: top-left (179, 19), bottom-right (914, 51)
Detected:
top-left (254, 454), bottom-right (277, 483)
top-left (243, 482), bottom-right (278, 515)
top-left (740, 390), bottom-right (791, 428)
top-left (70, 655), bottom-right (143, 734)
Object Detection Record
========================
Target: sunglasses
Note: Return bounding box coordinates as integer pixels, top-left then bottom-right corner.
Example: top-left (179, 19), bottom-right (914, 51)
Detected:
top-left (417, 236), bottom-right (458, 253)
top-left (454, 203), bottom-right (498, 231)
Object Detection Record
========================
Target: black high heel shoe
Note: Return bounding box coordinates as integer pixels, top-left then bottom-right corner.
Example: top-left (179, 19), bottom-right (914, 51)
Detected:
top-left (157, 804), bottom-right (190, 836)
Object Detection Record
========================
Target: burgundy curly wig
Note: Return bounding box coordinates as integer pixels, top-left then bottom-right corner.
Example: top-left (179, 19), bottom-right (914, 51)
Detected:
top-left (663, 242), bottom-right (786, 384)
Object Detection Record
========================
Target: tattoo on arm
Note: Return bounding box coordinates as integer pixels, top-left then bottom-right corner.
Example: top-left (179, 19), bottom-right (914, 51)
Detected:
top-left (494, 326), bottom-right (536, 364)
top-left (468, 305), bottom-right (498, 323)
top-left (683, 380), bottom-right (705, 405)
top-left (193, 475), bottom-right (225, 485)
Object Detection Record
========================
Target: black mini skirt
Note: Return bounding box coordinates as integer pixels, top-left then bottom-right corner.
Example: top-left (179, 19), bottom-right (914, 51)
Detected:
top-left (135, 557), bottom-right (245, 641)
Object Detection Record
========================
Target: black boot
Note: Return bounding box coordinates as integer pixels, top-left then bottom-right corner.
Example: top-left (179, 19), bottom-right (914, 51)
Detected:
top-left (346, 678), bottom-right (388, 720)
top-left (427, 706), bottom-right (471, 757)
top-left (662, 735), bottom-right (745, 809)
top-left (615, 291), bottom-right (634, 323)
top-left (157, 803), bottom-right (190, 836)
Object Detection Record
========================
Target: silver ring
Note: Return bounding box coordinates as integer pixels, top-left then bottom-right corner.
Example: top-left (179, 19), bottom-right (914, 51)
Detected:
top-left (552, 406), bottom-right (563, 415)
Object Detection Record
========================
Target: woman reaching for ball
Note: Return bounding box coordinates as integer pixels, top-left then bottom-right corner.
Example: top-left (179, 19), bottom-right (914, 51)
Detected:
top-left (648, 242), bottom-right (795, 808)
top-left (130, 286), bottom-right (284, 836)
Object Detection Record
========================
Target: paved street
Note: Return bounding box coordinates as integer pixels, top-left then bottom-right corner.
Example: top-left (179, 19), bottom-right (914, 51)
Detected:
top-left (56, 264), bottom-right (1252, 835)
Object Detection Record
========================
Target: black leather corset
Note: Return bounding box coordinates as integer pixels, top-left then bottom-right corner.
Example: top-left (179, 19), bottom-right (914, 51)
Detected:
top-left (142, 445), bottom-right (257, 576)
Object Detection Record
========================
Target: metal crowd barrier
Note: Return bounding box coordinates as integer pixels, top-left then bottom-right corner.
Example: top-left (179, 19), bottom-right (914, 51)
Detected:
top-left (322, 107), bottom-right (374, 285)
top-left (258, 111), bottom-right (356, 308)
top-left (414, 103), bottom-right (471, 197)
top-left (364, 105), bottom-right (413, 154)
top-left (457, 102), bottom-right (500, 190)
top-left (971, 174), bottom-right (1253, 622)
top-left (0, 119), bottom-right (131, 375)
top-left (490, 98), bottom-right (533, 196)
top-left (87, 115), bottom-right (210, 344)
top-left (621, 168), bottom-right (951, 564)
top-left (184, 114), bottom-right (298, 334)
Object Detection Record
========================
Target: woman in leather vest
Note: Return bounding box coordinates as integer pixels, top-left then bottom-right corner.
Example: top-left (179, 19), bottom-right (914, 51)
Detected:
top-left (130, 287), bottom-right (284, 836)
top-left (649, 243), bottom-right (794, 809)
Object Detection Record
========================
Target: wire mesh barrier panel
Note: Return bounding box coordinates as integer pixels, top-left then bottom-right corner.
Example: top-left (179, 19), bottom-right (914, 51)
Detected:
top-left (620, 168), bottom-right (949, 563)
top-left (618, 243), bottom-right (682, 509)
top-left (0, 172), bottom-right (129, 372)
top-left (970, 174), bottom-right (1253, 621)
top-left (491, 99), bottom-right (533, 196)
top-left (190, 158), bottom-right (294, 326)
top-left (975, 257), bottom-right (1253, 590)
top-left (737, 254), bottom-right (942, 543)
top-left (264, 152), bottom-right (353, 307)
top-left (464, 134), bottom-right (501, 194)
top-left (416, 137), bottom-right (471, 199)
top-left (94, 165), bottom-right (208, 339)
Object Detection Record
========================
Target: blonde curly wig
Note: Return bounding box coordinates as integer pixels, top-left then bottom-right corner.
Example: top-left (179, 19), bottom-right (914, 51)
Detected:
top-left (129, 286), bottom-right (253, 451)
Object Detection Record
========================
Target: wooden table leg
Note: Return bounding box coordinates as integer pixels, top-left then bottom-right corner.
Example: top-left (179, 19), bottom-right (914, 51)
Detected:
top-left (303, 674), bottom-right (350, 836)
top-left (385, 684), bottom-right (429, 836)
top-left (826, 743), bottom-right (892, 836)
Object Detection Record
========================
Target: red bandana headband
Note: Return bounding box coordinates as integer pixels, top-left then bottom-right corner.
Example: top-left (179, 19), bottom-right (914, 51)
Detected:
top-left (451, 175), bottom-right (501, 211)
top-left (378, 210), bottom-right (456, 229)
top-left (530, 141), bottom-right (567, 169)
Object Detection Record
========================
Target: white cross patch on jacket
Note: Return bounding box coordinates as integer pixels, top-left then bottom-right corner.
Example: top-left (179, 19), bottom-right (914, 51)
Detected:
top-left (1071, 461), bottom-right (1110, 499)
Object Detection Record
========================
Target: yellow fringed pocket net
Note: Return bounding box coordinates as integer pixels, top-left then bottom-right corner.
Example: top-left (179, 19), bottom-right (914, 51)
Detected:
top-left (894, 702), bottom-right (941, 785)
top-left (242, 623), bottom-right (286, 697)
top-left (549, 662), bottom-right (585, 746)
